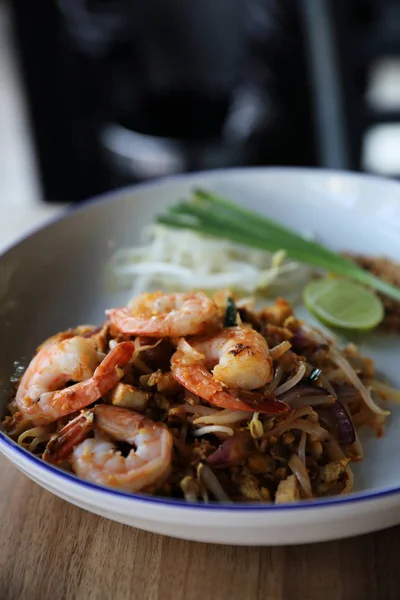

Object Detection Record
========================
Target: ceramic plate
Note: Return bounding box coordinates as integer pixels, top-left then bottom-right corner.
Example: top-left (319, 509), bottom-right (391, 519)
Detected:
top-left (1, 168), bottom-right (400, 545)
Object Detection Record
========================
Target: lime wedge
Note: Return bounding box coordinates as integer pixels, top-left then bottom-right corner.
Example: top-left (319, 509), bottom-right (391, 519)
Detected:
top-left (303, 279), bottom-right (384, 331)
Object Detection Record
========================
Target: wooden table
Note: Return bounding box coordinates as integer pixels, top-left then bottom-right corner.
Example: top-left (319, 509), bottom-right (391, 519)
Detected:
top-left (1, 454), bottom-right (399, 600)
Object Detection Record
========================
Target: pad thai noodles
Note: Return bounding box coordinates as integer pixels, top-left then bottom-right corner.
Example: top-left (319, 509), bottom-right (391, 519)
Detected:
top-left (3, 290), bottom-right (398, 504)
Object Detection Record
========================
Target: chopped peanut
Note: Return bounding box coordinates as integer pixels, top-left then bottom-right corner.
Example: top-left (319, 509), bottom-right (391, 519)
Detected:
top-left (139, 370), bottom-right (162, 388)
top-left (275, 466), bottom-right (287, 481)
top-left (260, 487), bottom-right (271, 502)
top-left (309, 441), bottom-right (323, 459)
top-left (259, 298), bottom-right (293, 326)
top-left (237, 470), bottom-right (265, 501)
top-left (282, 432), bottom-right (295, 445)
top-left (147, 370), bottom-right (163, 387)
top-left (154, 392), bottom-right (171, 411)
top-left (247, 453), bottom-right (269, 473)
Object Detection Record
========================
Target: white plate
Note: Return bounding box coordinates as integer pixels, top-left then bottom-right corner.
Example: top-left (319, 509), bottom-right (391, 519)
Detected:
top-left (1, 168), bottom-right (400, 545)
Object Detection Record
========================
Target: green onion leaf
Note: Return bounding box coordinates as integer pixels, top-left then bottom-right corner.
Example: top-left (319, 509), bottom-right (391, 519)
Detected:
top-left (156, 189), bottom-right (400, 302)
top-left (308, 367), bottom-right (322, 382)
top-left (224, 297), bottom-right (238, 327)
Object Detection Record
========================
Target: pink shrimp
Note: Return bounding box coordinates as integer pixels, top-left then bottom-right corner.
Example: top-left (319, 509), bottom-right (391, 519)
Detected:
top-left (171, 327), bottom-right (287, 414)
top-left (106, 291), bottom-right (218, 337)
top-left (16, 337), bottom-right (135, 426)
top-left (44, 405), bottom-right (173, 493)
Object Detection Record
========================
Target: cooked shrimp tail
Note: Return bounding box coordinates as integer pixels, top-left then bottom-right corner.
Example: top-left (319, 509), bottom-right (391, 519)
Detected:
top-left (171, 355), bottom-right (287, 413)
top-left (43, 411), bottom-right (94, 464)
top-left (88, 340), bottom-right (135, 395)
top-left (231, 389), bottom-right (288, 413)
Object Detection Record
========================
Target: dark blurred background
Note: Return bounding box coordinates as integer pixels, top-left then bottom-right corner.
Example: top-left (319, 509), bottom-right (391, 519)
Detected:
top-left (4, 0), bottom-right (400, 202)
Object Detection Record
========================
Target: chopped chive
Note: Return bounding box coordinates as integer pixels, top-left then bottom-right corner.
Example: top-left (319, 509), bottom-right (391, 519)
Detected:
top-left (308, 368), bottom-right (323, 382)
top-left (224, 297), bottom-right (238, 327)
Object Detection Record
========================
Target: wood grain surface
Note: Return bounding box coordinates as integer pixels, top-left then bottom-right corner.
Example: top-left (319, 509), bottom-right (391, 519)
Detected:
top-left (1, 453), bottom-right (399, 600)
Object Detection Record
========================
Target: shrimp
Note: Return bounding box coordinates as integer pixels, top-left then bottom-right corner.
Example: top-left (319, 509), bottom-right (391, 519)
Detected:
top-left (44, 405), bottom-right (173, 493)
top-left (106, 291), bottom-right (218, 337)
top-left (16, 337), bottom-right (135, 426)
top-left (193, 326), bottom-right (273, 390)
top-left (171, 327), bottom-right (287, 414)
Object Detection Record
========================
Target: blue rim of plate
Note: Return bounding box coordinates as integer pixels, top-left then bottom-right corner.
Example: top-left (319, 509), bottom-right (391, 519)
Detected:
top-left (2, 429), bottom-right (400, 510)
top-left (1, 167), bottom-right (400, 511)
